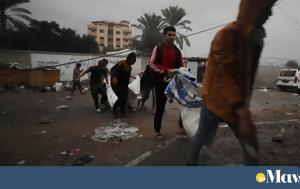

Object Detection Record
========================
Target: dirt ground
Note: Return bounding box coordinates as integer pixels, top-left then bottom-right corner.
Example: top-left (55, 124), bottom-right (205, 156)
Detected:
top-left (0, 87), bottom-right (299, 166)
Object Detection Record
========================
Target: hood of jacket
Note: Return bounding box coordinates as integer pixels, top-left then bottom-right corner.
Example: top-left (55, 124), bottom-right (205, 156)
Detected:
top-left (236, 0), bottom-right (277, 33)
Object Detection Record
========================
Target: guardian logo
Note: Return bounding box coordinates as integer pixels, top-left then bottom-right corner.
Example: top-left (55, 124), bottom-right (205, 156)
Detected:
top-left (256, 170), bottom-right (300, 184)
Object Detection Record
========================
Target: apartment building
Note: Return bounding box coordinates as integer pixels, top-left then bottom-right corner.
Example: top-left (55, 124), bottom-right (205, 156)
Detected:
top-left (87, 20), bottom-right (132, 51)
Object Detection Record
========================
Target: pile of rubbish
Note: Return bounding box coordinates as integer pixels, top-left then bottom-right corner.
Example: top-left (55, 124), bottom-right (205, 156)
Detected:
top-left (91, 119), bottom-right (138, 143)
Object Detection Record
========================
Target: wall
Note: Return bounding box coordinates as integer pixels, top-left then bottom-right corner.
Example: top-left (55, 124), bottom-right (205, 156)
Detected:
top-left (31, 53), bottom-right (142, 81)
top-left (254, 66), bottom-right (283, 88)
top-left (0, 49), bottom-right (31, 67)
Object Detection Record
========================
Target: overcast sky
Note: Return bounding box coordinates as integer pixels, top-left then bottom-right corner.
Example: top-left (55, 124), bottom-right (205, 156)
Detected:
top-left (23, 0), bottom-right (300, 60)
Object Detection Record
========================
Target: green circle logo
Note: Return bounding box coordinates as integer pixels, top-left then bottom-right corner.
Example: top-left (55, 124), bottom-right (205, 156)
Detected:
top-left (256, 172), bottom-right (266, 183)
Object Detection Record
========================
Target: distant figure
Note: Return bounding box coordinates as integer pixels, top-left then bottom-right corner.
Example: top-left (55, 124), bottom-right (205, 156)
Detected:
top-left (138, 65), bottom-right (156, 113)
top-left (111, 52), bottom-right (136, 118)
top-left (70, 63), bottom-right (84, 95)
top-left (187, 0), bottom-right (278, 165)
top-left (80, 59), bottom-right (109, 112)
top-left (149, 26), bottom-right (186, 141)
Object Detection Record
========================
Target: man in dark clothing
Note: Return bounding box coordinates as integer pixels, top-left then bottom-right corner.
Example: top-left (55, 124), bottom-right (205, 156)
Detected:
top-left (111, 52), bottom-right (136, 118)
top-left (138, 65), bottom-right (156, 112)
top-left (70, 63), bottom-right (84, 95)
top-left (80, 59), bottom-right (109, 112)
top-left (149, 26), bottom-right (186, 140)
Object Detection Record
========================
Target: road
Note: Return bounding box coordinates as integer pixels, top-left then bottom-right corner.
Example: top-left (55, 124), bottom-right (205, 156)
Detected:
top-left (0, 88), bottom-right (299, 165)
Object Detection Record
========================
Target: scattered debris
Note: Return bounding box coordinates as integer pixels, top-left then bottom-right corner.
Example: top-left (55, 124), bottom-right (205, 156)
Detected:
top-left (219, 123), bottom-right (229, 128)
top-left (60, 150), bottom-right (74, 158)
top-left (81, 134), bottom-right (87, 138)
top-left (272, 134), bottom-right (284, 143)
top-left (54, 82), bottom-right (63, 92)
top-left (0, 111), bottom-right (7, 116)
top-left (285, 112), bottom-right (294, 116)
top-left (17, 160), bottom-right (26, 165)
top-left (60, 148), bottom-right (80, 158)
top-left (39, 116), bottom-right (54, 124)
top-left (38, 130), bottom-right (47, 135)
top-left (91, 119), bottom-right (138, 143)
top-left (37, 100), bottom-right (44, 104)
top-left (45, 86), bottom-right (52, 91)
top-left (259, 88), bottom-right (268, 92)
top-left (138, 134), bottom-right (143, 138)
top-left (65, 96), bottom-right (71, 100)
top-left (56, 105), bottom-right (69, 110)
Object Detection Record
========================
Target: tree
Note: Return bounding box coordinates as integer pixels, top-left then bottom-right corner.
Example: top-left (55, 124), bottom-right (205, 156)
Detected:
top-left (161, 6), bottom-right (192, 49)
top-left (0, 0), bottom-right (32, 32)
top-left (132, 13), bottom-right (165, 55)
top-left (285, 60), bottom-right (299, 69)
top-left (0, 19), bottom-right (100, 53)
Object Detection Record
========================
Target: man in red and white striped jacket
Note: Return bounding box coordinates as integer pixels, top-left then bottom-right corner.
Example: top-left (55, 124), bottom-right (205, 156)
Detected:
top-left (149, 26), bottom-right (186, 140)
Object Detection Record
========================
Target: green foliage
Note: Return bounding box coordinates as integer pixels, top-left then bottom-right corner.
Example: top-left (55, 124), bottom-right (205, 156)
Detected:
top-left (0, 0), bottom-right (32, 32)
top-left (285, 60), bottom-right (299, 69)
top-left (131, 13), bottom-right (165, 55)
top-left (161, 6), bottom-right (192, 49)
top-left (0, 19), bottom-right (100, 53)
top-left (132, 6), bottom-right (192, 53)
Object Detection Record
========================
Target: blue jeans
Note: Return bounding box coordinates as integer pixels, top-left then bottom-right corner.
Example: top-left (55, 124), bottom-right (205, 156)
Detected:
top-left (187, 105), bottom-right (259, 165)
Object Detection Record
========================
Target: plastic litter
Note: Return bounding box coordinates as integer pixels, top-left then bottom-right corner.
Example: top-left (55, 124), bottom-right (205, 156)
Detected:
top-left (285, 112), bottom-right (294, 116)
top-left (56, 105), bottom-right (69, 110)
top-left (54, 82), bottom-right (63, 92)
top-left (272, 134), bottom-right (284, 143)
top-left (259, 88), bottom-right (268, 92)
top-left (65, 96), bottom-right (71, 100)
top-left (17, 160), bottom-right (26, 165)
top-left (38, 130), bottom-right (47, 135)
top-left (91, 119), bottom-right (138, 143)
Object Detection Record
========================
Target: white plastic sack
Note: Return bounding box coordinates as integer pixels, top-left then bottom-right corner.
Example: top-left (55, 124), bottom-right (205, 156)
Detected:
top-left (181, 106), bottom-right (201, 137)
top-left (106, 85), bottom-right (118, 108)
top-left (128, 75), bottom-right (141, 95)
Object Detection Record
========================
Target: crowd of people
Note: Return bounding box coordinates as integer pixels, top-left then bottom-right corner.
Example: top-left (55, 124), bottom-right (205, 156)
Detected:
top-left (69, 0), bottom-right (278, 166)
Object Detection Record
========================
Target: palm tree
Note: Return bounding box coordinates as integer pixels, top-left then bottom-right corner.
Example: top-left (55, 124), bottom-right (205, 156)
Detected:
top-left (0, 0), bottom-right (32, 32)
top-left (131, 13), bottom-right (165, 55)
top-left (161, 6), bottom-right (192, 49)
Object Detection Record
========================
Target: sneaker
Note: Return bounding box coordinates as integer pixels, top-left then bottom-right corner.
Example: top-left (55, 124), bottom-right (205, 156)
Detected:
top-left (96, 108), bottom-right (101, 113)
top-left (155, 132), bottom-right (164, 141)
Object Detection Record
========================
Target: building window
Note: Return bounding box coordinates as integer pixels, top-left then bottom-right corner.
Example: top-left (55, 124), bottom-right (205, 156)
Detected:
top-left (116, 31), bottom-right (121, 34)
top-left (116, 45), bottom-right (120, 48)
top-left (116, 38), bottom-right (120, 41)
top-left (99, 29), bottom-right (104, 33)
top-left (123, 39), bottom-right (129, 42)
top-left (108, 29), bottom-right (113, 35)
top-left (89, 28), bottom-right (96, 33)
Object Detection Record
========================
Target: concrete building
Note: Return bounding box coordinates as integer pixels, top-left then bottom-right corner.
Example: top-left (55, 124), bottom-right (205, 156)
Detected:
top-left (87, 20), bottom-right (132, 51)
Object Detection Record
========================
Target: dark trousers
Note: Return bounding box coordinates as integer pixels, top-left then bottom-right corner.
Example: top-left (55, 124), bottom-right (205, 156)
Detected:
top-left (154, 78), bottom-right (183, 132)
top-left (71, 80), bottom-right (83, 94)
top-left (112, 86), bottom-right (128, 114)
top-left (90, 84), bottom-right (107, 109)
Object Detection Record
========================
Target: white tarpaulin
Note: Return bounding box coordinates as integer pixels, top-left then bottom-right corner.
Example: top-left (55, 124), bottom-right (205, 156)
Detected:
top-left (91, 119), bottom-right (138, 142)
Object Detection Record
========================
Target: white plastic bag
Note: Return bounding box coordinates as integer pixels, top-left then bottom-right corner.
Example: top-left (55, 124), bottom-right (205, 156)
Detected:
top-left (128, 75), bottom-right (141, 95)
top-left (181, 106), bottom-right (201, 137)
top-left (106, 85), bottom-right (118, 108)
